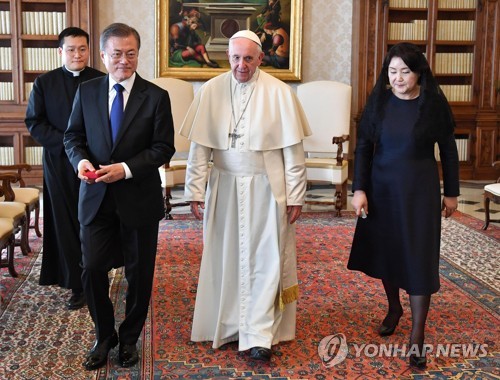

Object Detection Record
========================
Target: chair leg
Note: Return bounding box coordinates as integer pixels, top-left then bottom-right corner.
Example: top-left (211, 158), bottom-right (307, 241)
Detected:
top-left (18, 215), bottom-right (31, 256)
top-left (24, 211), bottom-right (32, 253)
top-left (6, 235), bottom-right (17, 277)
top-left (33, 203), bottom-right (42, 237)
top-left (164, 187), bottom-right (173, 220)
top-left (334, 185), bottom-right (342, 217)
top-left (1, 235), bottom-right (17, 278)
top-left (341, 181), bottom-right (348, 208)
top-left (482, 195), bottom-right (490, 230)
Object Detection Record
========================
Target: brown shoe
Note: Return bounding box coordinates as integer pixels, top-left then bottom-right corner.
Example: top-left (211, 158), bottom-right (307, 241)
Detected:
top-left (206, 60), bottom-right (220, 68)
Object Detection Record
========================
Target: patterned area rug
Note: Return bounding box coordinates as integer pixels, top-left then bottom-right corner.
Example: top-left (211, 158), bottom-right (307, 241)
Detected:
top-left (0, 212), bottom-right (498, 379)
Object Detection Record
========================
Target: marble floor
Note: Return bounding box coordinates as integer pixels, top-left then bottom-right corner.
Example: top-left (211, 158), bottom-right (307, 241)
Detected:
top-left (170, 181), bottom-right (498, 223)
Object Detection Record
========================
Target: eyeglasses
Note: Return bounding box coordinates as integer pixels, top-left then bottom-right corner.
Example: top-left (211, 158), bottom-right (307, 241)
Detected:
top-left (106, 51), bottom-right (138, 61)
top-left (229, 55), bottom-right (256, 64)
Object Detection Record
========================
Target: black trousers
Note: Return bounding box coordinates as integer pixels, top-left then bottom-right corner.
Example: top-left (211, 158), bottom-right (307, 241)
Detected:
top-left (80, 189), bottom-right (159, 344)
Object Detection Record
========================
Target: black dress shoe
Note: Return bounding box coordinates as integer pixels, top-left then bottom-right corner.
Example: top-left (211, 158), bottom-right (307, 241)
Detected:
top-left (66, 292), bottom-right (86, 310)
top-left (249, 346), bottom-right (272, 361)
top-left (119, 343), bottom-right (139, 367)
top-left (409, 354), bottom-right (427, 370)
top-left (83, 332), bottom-right (118, 371)
top-left (379, 323), bottom-right (398, 336)
top-left (378, 310), bottom-right (403, 336)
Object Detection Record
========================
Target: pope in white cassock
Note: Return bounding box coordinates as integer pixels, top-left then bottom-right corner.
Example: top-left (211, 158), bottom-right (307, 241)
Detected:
top-left (180, 30), bottom-right (312, 362)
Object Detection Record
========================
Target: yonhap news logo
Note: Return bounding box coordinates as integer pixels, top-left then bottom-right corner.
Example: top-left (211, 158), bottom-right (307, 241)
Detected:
top-left (318, 333), bottom-right (488, 368)
top-left (317, 333), bottom-right (349, 368)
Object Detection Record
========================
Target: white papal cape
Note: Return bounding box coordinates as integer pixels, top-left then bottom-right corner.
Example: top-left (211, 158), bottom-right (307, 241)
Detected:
top-left (181, 69), bottom-right (312, 350)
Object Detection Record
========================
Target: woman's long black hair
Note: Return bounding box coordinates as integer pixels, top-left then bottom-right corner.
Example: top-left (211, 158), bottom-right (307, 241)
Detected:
top-left (358, 42), bottom-right (455, 142)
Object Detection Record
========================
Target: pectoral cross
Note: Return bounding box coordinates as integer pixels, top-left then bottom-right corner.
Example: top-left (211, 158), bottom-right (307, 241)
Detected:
top-left (228, 132), bottom-right (243, 148)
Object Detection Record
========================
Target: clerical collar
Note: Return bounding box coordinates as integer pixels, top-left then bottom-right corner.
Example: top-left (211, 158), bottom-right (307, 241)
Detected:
top-left (63, 65), bottom-right (85, 77)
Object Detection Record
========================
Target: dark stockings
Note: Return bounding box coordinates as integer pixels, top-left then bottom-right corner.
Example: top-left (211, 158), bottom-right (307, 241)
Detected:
top-left (409, 294), bottom-right (431, 356)
top-left (381, 280), bottom-right (403, 327)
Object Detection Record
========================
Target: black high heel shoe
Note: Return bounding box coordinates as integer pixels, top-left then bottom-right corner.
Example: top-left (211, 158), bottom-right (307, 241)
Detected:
top-left (409, 354), bottom-right (427, 370)
top-left (378, 310), bottom-right (403, 336)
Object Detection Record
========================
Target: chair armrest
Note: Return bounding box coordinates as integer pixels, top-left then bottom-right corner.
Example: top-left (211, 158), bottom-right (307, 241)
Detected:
top-left (0, 164), bottom-right (32, 187)
top-left (331, 135), bottom-right (349, 166)
top-left (0, 172), bottom-right (20, 201)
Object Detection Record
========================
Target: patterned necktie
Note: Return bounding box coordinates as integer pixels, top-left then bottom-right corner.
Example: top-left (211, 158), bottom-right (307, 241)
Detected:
top-left (110, 83), bottom-right (124, 142)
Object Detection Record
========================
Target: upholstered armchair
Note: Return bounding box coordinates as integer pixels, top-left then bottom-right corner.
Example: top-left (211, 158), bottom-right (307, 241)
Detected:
top-left (297, 81), bottom-right (352, 216)
top-left (150, 78), bottom-right (194, 219)
top-left (0, 217), bottom-right (16, 280)
top-left (0, 172), bottom-right (25, 278)
top-left (0, 164), bottom-right (41, 240)
top-left (482, 161), bottom-right (500, 230)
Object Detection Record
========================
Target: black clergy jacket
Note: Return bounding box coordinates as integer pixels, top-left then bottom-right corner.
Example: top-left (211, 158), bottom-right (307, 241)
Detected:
top-left (26, 66), bottom-right (105, 156)
top-left (25, 65), bottom-right (106, 288)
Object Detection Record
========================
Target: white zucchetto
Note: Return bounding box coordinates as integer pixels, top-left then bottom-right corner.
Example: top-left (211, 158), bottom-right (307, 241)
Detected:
top-left (230, 30), bottom-right (262, 47)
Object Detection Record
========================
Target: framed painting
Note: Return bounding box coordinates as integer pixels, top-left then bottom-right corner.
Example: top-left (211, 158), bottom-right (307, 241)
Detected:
top-left (155, 0), bottom-right (303, 81)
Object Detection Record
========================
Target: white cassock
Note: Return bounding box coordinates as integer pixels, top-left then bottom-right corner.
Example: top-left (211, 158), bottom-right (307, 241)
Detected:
top-left (181, 68), bottom-right (312, 351)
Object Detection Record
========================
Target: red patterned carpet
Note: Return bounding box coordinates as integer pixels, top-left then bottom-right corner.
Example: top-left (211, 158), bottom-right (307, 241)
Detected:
top-left (0, 212), bottom-right (498, 379)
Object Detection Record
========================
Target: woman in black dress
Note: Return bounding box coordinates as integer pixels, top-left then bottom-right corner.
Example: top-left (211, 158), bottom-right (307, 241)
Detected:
top-left (348, 42), bottom-right (460, 369)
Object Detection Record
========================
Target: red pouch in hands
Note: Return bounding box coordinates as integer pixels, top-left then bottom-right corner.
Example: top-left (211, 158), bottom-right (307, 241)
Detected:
top-left (85, 171), bottom-right (100, 179)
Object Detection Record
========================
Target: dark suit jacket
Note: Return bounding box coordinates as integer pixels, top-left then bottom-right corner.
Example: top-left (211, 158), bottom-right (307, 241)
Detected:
top-left (64, 73), bottom-right (175, 227)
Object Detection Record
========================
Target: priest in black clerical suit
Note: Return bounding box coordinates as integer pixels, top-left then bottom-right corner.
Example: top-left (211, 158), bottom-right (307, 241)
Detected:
top-left (25, 27), bottom-right (105, 310)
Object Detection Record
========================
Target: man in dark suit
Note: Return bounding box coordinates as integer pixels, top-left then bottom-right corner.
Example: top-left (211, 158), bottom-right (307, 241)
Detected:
top-left (25, 27), bottom-right (105, 310)
top-left (64, 23), bottom-right (175, 371)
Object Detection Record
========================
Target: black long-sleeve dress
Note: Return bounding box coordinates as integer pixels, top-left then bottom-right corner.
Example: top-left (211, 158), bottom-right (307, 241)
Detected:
top-left (25, 66), bottom-right (105, 289)
top-left (347, 92), bottom-right (460, 295)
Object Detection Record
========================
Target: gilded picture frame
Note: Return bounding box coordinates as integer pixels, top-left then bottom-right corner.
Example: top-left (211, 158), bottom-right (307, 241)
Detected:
top-left (155, 0), bottom-right (303, 81)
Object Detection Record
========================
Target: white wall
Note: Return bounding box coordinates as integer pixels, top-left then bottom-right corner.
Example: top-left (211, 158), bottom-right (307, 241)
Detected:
top-left (94, 0), bottom-right (352, 85)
